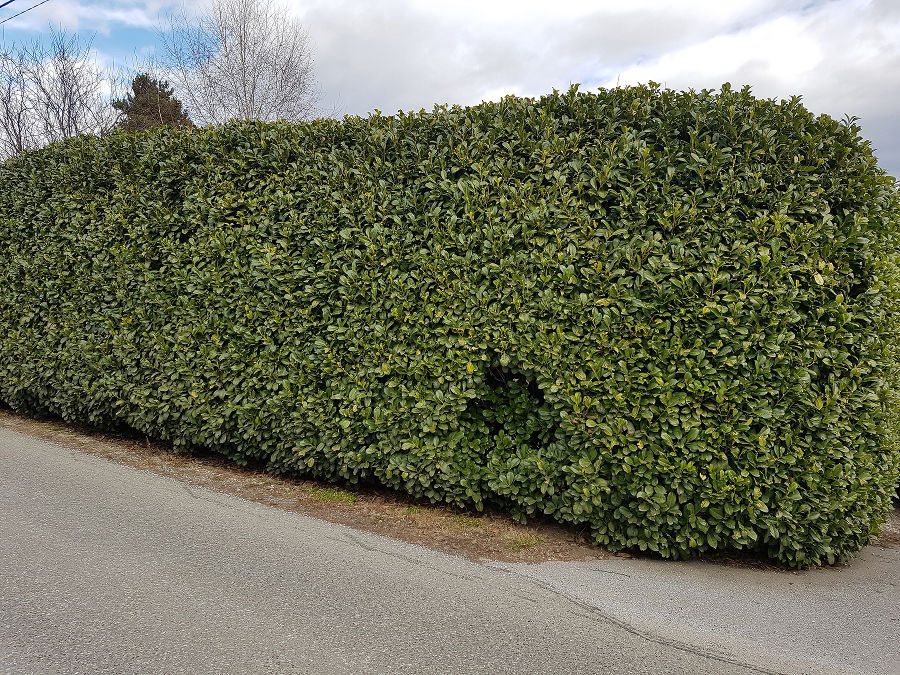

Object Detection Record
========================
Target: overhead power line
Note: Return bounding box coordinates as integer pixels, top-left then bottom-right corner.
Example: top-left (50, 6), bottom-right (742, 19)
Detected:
top-left (0, 1), bottom-right (21, 11)
top-left (0, 0), bottom-right (51, 26)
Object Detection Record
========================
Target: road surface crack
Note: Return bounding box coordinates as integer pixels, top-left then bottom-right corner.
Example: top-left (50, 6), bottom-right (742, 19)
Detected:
top-left (481, 562), bottom-right (784, 675)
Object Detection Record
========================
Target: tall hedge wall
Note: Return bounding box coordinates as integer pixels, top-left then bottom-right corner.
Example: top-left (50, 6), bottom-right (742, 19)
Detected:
top-left (2, 84), bottom-right (898, 566)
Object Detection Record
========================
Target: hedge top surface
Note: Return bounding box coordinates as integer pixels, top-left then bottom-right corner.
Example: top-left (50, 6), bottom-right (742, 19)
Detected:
top-left (1, 83), bottom-right (899, 567)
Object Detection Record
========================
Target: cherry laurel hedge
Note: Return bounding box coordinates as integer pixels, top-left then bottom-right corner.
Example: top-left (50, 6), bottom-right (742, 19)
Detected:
top-left (2, 84), bottom-right (899, 566)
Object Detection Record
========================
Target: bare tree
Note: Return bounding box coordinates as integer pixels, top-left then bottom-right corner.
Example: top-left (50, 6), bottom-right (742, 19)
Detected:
top-left (23, 30), bottom-right (119, 144)
top-left (158, 0), bottom-right (318, 125)
top-left (0, 28), bottom-right (120, 161)
top-left (0, 47), bottom-right (36, 158)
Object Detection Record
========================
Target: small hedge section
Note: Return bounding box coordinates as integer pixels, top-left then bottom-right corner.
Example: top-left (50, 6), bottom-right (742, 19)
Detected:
top-left (1, 84), bottom-right (898, 566)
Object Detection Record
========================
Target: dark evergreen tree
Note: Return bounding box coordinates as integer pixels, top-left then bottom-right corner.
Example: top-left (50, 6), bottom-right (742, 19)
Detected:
top-left (112, 74), bottom-right (194, 132)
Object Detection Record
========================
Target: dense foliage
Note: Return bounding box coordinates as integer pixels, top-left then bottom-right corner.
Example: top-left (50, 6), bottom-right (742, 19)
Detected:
top-left (1, 84), bottom-right (898, 566)
top-left (112, 73), bottom-right (194, 133)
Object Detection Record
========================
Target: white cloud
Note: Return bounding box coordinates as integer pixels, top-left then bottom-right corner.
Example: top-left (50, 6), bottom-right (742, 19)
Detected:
top-left (609, 1), bottom-right (899, 111)
top-left (611, 16), bottom-right (825, 89)
top-left (604, 0), bottom-right (900, 169)
top-left (292, 0), bottom-right (899, 173)
top-left (299, 0), bottom-right (814, 115)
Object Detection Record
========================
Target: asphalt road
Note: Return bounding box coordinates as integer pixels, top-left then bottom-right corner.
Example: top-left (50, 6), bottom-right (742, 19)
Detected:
top-left (1, 427), bottom-right (897, 674)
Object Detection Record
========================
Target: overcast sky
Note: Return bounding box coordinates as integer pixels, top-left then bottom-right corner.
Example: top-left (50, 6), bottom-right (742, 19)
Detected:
top-left (2, 0), bottom-right (898, 177)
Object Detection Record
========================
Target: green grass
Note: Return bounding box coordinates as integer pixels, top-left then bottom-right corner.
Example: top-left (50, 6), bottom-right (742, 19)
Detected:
top-left (451, 514), bottom-right (484, 528)
top-left (307, 486), bottom-right (358, 504)
top-left (507, 532), bottom-right (545, 552)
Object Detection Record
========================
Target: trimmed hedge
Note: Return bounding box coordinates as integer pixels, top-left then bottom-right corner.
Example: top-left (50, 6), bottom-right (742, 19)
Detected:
top-left (1, 84), bottom-right (898, 566)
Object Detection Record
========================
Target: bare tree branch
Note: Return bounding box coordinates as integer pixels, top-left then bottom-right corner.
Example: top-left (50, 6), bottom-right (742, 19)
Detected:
top-left (157, 0), bottom-right (319, 125)
top-left (0, 28), bottom-right (121, 161)
top-left (0, 47), bottom-right (36, 158)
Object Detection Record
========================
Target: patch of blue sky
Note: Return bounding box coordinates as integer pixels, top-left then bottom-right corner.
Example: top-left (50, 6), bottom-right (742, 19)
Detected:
top-left (1, 19), bottom-right (157, 71)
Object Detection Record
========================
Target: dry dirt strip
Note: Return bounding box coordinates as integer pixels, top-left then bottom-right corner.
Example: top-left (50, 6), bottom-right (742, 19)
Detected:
top-left (1, 420), bottom-right (898, 674)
